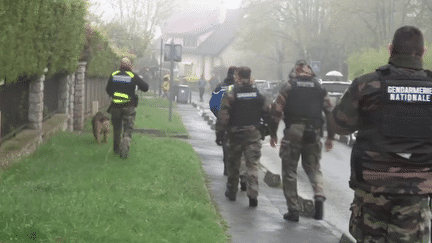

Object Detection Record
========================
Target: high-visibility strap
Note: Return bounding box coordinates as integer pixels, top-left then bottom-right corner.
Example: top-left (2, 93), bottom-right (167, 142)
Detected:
top-left (112, 92), bottom-right (130, 104)
top-left (111, 70), bottom-right (134, 78)
top-left (126, 71), bottom-right (135, 78)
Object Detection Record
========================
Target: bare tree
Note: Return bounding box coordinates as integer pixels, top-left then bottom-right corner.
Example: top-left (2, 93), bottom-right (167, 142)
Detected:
top-left (102, 0), bottom-right (175, 56)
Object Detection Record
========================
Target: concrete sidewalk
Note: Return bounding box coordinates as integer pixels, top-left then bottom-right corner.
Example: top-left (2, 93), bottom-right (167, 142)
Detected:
top-left (176, 101), bottom-right (353, 243)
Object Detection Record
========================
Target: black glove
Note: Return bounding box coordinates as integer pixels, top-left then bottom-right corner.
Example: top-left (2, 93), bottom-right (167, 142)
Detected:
top-left (216, 132), bottom-right (224, 146)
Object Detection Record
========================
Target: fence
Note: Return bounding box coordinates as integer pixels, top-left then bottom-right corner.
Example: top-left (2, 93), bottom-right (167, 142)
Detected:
top-left (0, 76), bottom-right (31, 143)
top-left (43, 74), bottom-right (61, 121)
top-left (85, 77), bottom-right (110, 116)
top-left (0, 61), bottom-right (114, 145)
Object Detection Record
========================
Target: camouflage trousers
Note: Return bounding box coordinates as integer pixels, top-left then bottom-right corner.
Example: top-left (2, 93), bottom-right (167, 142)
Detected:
top-left (110, 105), bottom-right (136, 155)
top-left (223, 135), bottom-right (246, 181)
top-left (349, 189), bottom-right (431, 243)
top-left (226, 130), bottom-right (261, 198)
top-left (279, 124), bottom-right (324, 213)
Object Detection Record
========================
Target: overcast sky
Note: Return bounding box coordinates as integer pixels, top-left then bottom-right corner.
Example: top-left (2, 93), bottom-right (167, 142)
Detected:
top-left (88, 0), bottom-right (242, 40)
top-left (88, 0), bottom-right (242, 22)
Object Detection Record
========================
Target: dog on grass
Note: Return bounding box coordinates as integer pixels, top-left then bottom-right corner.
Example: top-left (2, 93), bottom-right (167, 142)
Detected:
top-left (91, 111), bottom-right (110, 144)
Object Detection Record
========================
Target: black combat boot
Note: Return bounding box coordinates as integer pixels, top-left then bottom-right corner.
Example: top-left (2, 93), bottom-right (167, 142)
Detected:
top-left (225, 183), bottom-right (237, 201)
top-left (240, 182), bottom-right (247, 191)
top-left (314, 196), bottom-right (325, 220)
top-left (283, 211), bottom-right (299, 222)
top-left (249, 197), bottom-right (258, 207)
top-left (225, 189), bottom-right (236, 201)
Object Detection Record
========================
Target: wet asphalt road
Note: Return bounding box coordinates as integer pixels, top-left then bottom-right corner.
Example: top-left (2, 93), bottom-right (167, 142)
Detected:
top-left (187, 88), bottom-right (355, 239)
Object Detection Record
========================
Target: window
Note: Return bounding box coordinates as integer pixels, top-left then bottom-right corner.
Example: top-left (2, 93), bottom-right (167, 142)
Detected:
top-left (184, 36), bottom-right (197, 47)
top-left (184, 64), bottom-right (193, 77)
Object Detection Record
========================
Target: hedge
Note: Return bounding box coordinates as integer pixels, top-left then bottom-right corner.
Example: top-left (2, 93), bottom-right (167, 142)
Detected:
top-left (82, 25), bottom-right (121, 78)
top-left (0, 0), bottom-right (87, 84)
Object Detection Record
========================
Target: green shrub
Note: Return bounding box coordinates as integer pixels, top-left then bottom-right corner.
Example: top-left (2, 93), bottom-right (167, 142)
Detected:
top-left (0, 0), bottom-right (86, 84)
top-left (348, 43), bottom-right (432, 80)
top-left (347, 47), bottom-right (388, 80)
top-left (83, 26), bottom-right (121, 78)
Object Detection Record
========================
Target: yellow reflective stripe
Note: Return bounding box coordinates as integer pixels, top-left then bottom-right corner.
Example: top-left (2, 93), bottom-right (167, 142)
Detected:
top-left (126, 71), bottom-right (135, 78)
top-left (112, 92), bottom-right (130, 104)
top-left (113, 92), bottom-right (130, 99)
top-left (113, 99), bottom-right (129, 104)
top-left (112, 70), bottom-right (121, 76)
top-left (228, 85), bottom-right (234, 92)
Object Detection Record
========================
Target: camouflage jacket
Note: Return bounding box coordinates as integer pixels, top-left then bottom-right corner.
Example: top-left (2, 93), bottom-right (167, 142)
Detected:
top-left (270, 63), bottom-right (335, 140)
top-left (215, 79), bottom-right (275, 140)
top-left (331, 54), bottom-right (432, 194)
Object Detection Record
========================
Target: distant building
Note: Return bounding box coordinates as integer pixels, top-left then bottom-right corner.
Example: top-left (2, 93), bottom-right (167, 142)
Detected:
top-left (151, 6), bottom-right (243, 81)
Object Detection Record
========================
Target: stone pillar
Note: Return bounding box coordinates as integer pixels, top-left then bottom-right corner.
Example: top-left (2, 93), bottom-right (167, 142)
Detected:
top-left (68, 73), bottom-right (75, 132)
top-left (73, 62), bottom-right (86, 131)
top-left (28, 75), bottom-right (45, 130)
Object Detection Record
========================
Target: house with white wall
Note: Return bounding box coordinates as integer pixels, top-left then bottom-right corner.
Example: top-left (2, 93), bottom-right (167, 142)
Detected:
top-left (152, 6), bottom-right (243, 81)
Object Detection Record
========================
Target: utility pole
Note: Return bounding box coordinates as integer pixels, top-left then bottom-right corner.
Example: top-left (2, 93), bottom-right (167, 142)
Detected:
top-left (164, 40), bottom-right (182, 122)
top-left (159, 39), bottom-right (163, 97)
top-left (169, 39), bottom-right (174, 122)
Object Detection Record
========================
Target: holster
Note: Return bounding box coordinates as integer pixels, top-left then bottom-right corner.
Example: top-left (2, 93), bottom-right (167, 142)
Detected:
top-left (133, 95), bottom-right (139, 107)
top-left (107, 103), bottom-right (114, 114)
top-left (302, 125), bottom-right (317, 144)
top-left (258, 122), bottom-right (271, 141)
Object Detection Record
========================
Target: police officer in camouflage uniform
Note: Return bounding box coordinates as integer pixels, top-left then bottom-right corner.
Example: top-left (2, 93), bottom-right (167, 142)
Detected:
top-left (210, 66), bottom-right (248, 190)
top-left (269, 60), bottom-right (335, 222)
top-left (106, 57), bottom-right (149, 159)
top-left (216, 66), bottom-right (275, 207)
top-left (330, 26), bottom-right (432, 242)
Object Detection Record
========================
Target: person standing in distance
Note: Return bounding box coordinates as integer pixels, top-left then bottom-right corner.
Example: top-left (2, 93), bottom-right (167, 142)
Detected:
top-left (329, 26), bottom-right (432, 242)
top-left (161, 75), bottom-right (170, 99)
top-left (269, 60), bottom-right (335, 222)
top-left (197, 73), bottom-right (206, 102)
top-left (106, 57), bottom-right (149, 159)
top-left (216, 66), bottom-right (275, 207)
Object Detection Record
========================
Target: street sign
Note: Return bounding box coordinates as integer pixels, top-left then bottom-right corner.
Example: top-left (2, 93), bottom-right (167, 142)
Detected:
top-left (164, 44), bottom-right (182, 62)
top-left (310, 61), bottom-right (321, 73)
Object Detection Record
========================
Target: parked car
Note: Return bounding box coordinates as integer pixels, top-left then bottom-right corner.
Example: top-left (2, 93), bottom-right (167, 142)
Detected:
top-left (254, 80), bottom-right (273, 100)
top-left (320, 80), bottom-right (356, 146)
top-left (320, 80), bottom-right (351, 107)
top-left (268, 80), bottom-right (282, 100)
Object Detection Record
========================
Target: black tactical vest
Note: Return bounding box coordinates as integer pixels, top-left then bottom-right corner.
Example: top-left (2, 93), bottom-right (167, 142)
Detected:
top-left (284, 77), bottom-right (324, 126)
top-left (230, 85), bottom-right (264, 126)
top-left (357, 67), bottom-right (432, 153)
top-left (110, 70), bottom-right (137, 105)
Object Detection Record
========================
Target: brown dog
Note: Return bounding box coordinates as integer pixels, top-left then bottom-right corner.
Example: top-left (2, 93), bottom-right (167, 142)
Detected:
top-left (92, 111), bottom-right (110, 143)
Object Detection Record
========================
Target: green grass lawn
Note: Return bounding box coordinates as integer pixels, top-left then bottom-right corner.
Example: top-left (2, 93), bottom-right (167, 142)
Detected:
top-left (135, 97), bottom-right (187, 136)
top-left (0, 98), bottom-right (228, 243)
